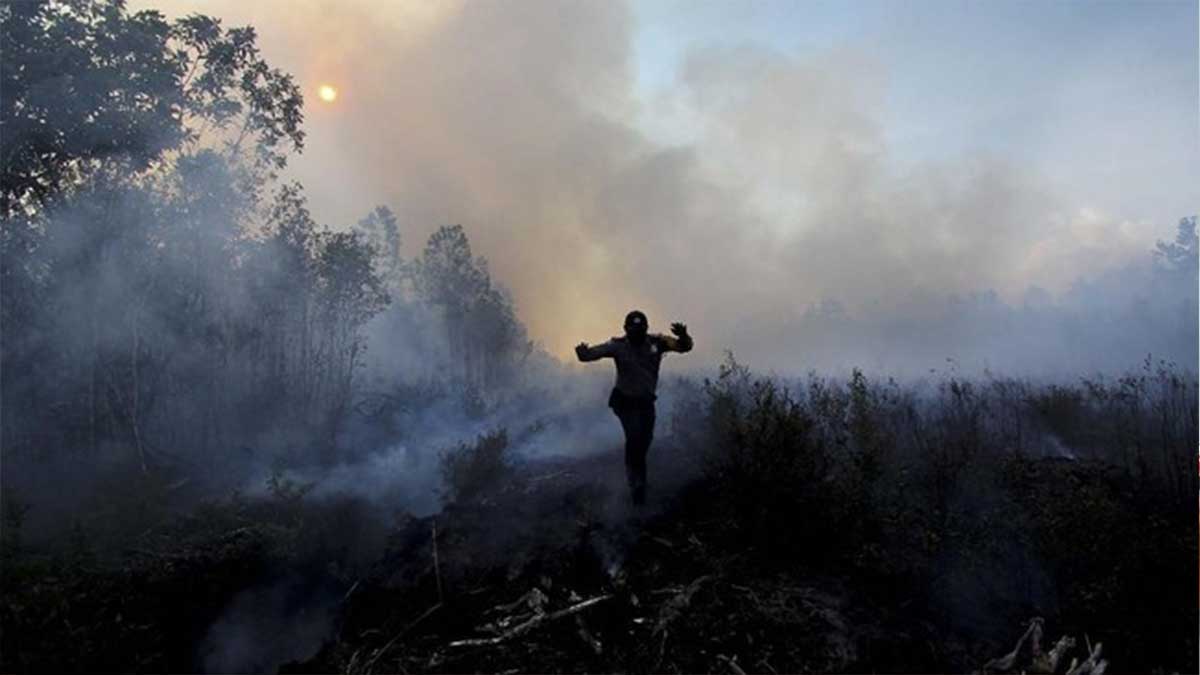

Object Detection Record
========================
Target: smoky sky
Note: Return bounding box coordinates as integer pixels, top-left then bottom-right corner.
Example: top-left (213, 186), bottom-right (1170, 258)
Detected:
top-left (136, 0), bottom-right (1198, 373)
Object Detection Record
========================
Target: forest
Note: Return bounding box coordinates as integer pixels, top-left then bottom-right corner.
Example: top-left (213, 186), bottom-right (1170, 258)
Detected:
top-left (1, 2), bottom-right (1197, 673)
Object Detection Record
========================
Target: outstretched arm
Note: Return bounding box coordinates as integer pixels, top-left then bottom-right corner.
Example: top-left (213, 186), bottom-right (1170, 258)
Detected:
top-left (576, 340), bottom-right (615, 362)
top-left (661, 322), bottom-right (693, 353)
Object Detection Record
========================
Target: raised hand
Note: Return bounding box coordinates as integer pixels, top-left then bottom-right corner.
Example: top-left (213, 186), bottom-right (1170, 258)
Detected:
top-left (670, 322), bottom-right (688, 337)
top-left (575, 342), bottom-right (590, 359)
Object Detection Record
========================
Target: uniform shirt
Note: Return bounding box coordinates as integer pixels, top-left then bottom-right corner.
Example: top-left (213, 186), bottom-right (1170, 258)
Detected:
top-left (578, 333), bottom-right (693, 400)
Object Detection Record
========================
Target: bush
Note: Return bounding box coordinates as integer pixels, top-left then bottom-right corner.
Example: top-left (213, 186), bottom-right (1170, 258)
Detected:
top-left (700, 355), bottom-right (838, 555)
top-left (686, 357), bottom-right (1197, 671)
top-left (439, 428), bottom-right (513, 505)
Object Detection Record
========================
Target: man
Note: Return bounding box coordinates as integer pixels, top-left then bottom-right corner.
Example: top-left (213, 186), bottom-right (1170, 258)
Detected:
top-left (576, 310), bottom-right (693, 506)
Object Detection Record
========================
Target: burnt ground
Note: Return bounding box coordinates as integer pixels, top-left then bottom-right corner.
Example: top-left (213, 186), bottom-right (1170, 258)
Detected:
top-left (2, 436), bottom-right (1193, 674)
top-left (287, 444), bottom-right (939, 675)
top-left (0, 444), bottom-right (945, 673)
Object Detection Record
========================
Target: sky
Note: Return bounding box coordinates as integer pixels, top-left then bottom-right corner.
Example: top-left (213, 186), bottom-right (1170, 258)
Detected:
top-left (135, 0), bottom-right (1198, 371)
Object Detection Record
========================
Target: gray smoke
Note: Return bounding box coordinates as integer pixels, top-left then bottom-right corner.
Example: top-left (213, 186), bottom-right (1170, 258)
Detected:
top-left (132, 0), bottom-right (1198, 371)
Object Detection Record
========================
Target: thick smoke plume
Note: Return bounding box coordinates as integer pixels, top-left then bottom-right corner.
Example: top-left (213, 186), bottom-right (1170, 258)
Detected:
top-left (135, 0), bottom-right (1198, 371)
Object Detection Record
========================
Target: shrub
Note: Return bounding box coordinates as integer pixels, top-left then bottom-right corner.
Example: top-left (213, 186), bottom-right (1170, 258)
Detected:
top-left (700, 355), bottom-right (837, 555)
top-left (439, 428), bottom-right (513, 505)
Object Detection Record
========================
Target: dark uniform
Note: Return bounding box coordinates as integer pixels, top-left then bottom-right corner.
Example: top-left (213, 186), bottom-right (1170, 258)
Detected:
top-left (577, 313), bottom-right (693, 505)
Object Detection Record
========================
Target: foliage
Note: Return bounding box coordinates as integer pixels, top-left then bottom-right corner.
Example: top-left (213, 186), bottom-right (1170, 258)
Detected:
top-left (700, 354), bottom-right (836, 554)
top-left (3, 361), bottom-right (1196, 673)
top-left (677, 357), bottom-right (1197, 671)
top-left (0, 0), bottom-right (184, 216)
top-left (354, 205), bottom-right (405, 292)
top-left (414, 225), bottom-right (530, 391)
top-left (439, 428), bottom-right (514, 505)
top-left (1154, 215), bottom-right (1198, 276)
top-left (0, 0), bottom-right (529, 513)
top-left (0, 0), bottom-right (303, 218)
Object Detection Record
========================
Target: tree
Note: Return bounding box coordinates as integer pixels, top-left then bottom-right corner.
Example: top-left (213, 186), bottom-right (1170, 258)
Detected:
top-left (169, 12), bottom-right (304, 193)
top-left (0, 0), bottom-right (309, 467)
top-left (1154, 215), bottom-right (1198, 276)
top-left (413, 225), bottom-right (527, 390)
top-left (0, 0), bottom-right (303, 218)
top-left (415, 225), bottom-right (488, 316)
top-left (313, 228), bottom-right (388, 445)
top-left (0, 0), bottom-right (185, 218)
top-left (354, 205), bottom-right (405, 294)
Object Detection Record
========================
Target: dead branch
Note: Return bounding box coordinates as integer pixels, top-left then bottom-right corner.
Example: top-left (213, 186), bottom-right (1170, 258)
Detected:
top-left (650, 574), bottom-right (714, 670)
top-left (575, 614), bottom-right (602, 655)
top-left (717, 653), bottom-right (748, 675)
top-left (475, 589), bottom-right (549, 635)
top-left (982, 617), bottom-right (1042, 673)
top-left (653, 575), bottom-right (713, 637)
top-left (1064, 641), bottom-right (1105, 675)
top-left (488, 587), bottom-right (548, 617)
top-left (1031, 635), bottom-right (1075, 674)
top-left (982, 619), bottom-right (1107, 675)
top-left (448, 594), bottom-right (612, 648)
top-left (361, 603), bottom-right (443, 674)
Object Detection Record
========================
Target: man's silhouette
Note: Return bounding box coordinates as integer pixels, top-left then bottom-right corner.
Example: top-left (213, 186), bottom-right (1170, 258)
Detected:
top-left (576, 311), bottom-right (693, 505)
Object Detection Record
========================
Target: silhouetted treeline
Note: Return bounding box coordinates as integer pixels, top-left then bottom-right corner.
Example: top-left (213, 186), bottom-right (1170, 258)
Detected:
top-left (1, 0), bottom-right (530, 479)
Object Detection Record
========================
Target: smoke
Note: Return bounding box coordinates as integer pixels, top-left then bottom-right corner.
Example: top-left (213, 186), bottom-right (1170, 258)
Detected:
top-left (6, 0), bottom-right (1192, 554)
top-left (131, 0), bottom-right (1197, 373)
top-left (198, 576), bottom-right (339, 673)
top-left (5, 4), bottom-right (1194, 670)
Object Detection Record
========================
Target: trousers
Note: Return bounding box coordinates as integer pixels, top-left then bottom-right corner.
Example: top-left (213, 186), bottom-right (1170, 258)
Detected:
top-left (610, 390), bottom-right (656, 506)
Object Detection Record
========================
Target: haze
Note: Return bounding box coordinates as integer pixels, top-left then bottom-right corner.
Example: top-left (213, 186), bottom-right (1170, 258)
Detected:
top-left (134, 0), bottom-right (1199, 373)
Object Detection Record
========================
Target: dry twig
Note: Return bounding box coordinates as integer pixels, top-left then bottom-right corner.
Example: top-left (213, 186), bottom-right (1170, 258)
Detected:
top-left (1064, 640), bottom-right (1105, 675)
top-left (653, 575), bottom-right (713, 636)
top-left (717, 653), bottom-right (748, 675)
top-left (361, 603), bottom-right (443, 674)
top-left (575, 614), bottom-right (603, 655)
top-left (448, 594), bottom-right (612, 648)
top-left (1031, 635), bottom-right (1075, 674)
top-left (982, 617), bottom-right (1043, 673)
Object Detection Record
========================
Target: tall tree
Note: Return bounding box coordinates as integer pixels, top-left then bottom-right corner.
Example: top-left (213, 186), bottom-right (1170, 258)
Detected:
top-left (354, 205), bottom-right (405, 294)
top-left (0, 0), bottom-right (309, 468)
top-left (0, 0), bottom-right (185, 218)
top-left (1155, 216), bottom-right (1198, 276)
top-left (414, 225), bottom-right (526, 390)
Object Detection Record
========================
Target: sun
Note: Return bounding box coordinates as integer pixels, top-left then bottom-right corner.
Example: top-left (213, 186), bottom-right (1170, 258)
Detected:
top-left (317, 84), bottom-right (338, 103)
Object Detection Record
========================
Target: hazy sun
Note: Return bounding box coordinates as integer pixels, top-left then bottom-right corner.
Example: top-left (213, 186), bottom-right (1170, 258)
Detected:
top-left (317, 84), bottom-right (338, 103)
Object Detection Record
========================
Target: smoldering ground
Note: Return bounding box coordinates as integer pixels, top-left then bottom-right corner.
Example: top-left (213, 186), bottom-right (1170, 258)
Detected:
top-left (185, 377), bottom-right (695, 673)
